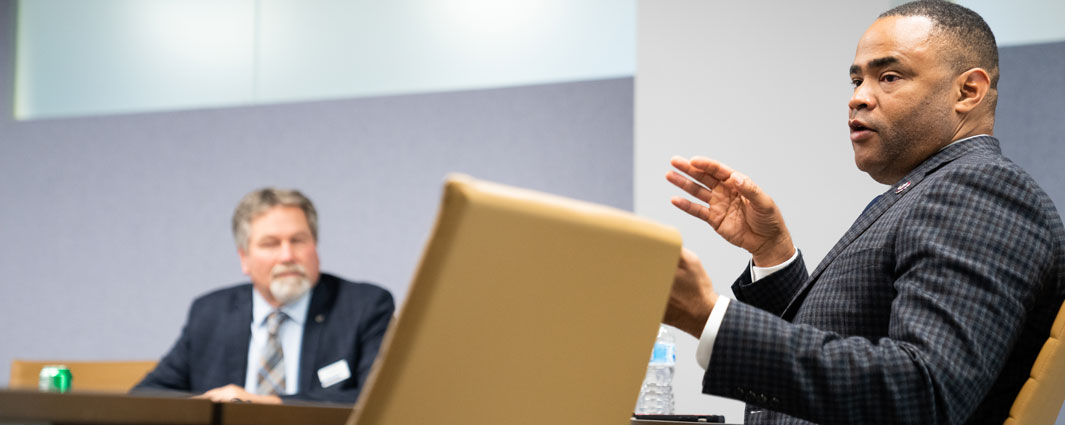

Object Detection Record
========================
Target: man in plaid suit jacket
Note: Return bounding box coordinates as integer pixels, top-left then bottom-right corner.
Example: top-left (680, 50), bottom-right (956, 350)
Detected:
top-left (664, 2), bottom-right (1065, 424)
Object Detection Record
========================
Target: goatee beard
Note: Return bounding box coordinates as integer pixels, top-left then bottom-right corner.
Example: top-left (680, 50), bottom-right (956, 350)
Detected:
top-left (269, 264), bottom-right (312, 305)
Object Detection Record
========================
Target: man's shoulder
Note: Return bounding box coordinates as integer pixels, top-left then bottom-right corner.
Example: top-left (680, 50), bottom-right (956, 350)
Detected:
top-left (929, 138), bottom-right (1049, 200)
top-left (916, 138), bottom-right (1065, 245)
top-left (314, 273), bottom-right (395, 322)
top-left (318, 273), bottom-right (393, 301)
top-left (188, 282), bottom-right (253, 309)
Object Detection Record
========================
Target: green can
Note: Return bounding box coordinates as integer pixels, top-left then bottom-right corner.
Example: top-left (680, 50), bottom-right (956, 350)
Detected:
top-left (38, 365), bottom-right (72, 393)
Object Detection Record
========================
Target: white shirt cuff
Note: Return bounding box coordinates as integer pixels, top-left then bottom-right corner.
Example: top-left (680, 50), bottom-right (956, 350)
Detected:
top-left (695, 296), bottom-right (730, 370)
top-left (750, 248), bottom-right (799, 282)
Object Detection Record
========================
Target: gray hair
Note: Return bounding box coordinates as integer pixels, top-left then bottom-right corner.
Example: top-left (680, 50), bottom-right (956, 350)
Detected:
top-left (232, 188), bottom-right (318, 251)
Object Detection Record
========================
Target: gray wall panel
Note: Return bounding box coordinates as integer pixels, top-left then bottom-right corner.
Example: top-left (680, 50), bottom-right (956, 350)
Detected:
top-left (0, 0), bottom-right (633, 387)
top-left (997, 40), bottom-right (1065, 211)
top-left (996, 40), bottom-right (1065, 425)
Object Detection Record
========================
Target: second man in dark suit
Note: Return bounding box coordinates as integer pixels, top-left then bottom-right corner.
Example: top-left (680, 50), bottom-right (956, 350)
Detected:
top-left (135, 188), bottom-right (394, 404)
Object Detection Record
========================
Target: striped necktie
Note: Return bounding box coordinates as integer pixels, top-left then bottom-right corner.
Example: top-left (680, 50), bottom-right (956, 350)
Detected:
top-left (256, 310), bottom-right (287, 396)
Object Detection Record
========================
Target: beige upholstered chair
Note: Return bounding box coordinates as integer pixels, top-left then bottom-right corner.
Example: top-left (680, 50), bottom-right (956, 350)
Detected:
top-left (349, 176), bottom-right (682, 425)
top-left (1004, 300), bottom-right (1065, 425)
top-left (9, 360), bottom-right (157, 392)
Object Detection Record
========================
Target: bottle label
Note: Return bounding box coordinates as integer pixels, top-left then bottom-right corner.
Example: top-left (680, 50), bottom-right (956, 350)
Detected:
top-left (651, 342), bottom-right (675, 364)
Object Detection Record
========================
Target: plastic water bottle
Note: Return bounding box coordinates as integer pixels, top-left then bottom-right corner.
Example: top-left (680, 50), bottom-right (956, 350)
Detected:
top-left (635, 325), bottom-right (675, 414)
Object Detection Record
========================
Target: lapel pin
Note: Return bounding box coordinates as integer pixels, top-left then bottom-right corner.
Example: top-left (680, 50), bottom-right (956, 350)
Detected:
top-left (315, 314), bottom-right (325, 323)
top-left (895, 181), bottom-right (912, 194)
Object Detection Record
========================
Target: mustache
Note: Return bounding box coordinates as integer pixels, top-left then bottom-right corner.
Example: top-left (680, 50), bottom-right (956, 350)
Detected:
top-left (270, 263), bottom-right (307, 279)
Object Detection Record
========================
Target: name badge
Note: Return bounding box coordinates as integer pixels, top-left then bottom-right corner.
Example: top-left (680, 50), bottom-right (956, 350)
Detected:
top-left (317, 359), bottom-right (351, 388)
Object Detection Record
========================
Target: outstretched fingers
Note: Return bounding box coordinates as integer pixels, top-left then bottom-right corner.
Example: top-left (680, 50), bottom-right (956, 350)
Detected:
top-left (688, 156), bottom-right (737, 183)
top-left (670, 195), bottom-right (712, 223)
top-left (726, 172), bottom-right (774, 213)
top-left (667, 156), bottom-right (739, 227)
top-left (671, 156), bottom-right (726, 191)
top-left (666, 170), bottom-right (714, 203)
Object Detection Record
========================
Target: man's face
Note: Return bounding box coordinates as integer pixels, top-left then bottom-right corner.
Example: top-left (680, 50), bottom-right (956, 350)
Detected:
top-left (238, 205), bottom-right (321, 306)
top-left (848, 16), bottom-right (959, 184)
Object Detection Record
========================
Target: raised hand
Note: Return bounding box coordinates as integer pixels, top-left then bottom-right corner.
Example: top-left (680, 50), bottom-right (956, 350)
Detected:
top-left (666, 156), bottom-right (795, 267)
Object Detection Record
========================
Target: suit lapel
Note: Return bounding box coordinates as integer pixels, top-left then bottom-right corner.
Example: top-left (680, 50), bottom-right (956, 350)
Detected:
top-left (780, 136), bottom-right (1000, 319)
top-left (806, 189), bottom-right (899, 285)
top-left (224, 286), bottom-right (253, 386)
top-left (299, 275), bottom-right (335, 392)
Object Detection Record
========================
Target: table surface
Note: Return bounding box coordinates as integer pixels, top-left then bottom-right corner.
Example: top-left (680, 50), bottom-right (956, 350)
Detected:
top-left (219, 399), bottom-right (351, 425)
top-left (0, 389), bottom-right (735, 425)
top-left (0, 390), bottom-right (353, 425)
top-left (0, 389), bottom-right (213, 425)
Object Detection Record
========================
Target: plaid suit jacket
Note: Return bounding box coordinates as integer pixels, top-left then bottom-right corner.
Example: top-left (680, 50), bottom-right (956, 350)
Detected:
top-left (702, 136), bottom-right (1065, 424)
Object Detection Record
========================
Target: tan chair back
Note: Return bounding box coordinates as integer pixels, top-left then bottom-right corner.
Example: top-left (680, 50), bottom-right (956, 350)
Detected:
top-left (1004, 300), bottom-right (1065, 425)
top-left (349, 175), bottom-right (682, 425)
top-left (9, 360), bottom-right (157, 392)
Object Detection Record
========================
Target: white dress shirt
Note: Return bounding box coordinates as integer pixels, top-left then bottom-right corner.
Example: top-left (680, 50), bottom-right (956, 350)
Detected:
top-left (244, 288), bottom-right (311, 395)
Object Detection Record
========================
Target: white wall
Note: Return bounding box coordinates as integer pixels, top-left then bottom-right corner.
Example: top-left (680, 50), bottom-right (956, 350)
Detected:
top-left (15, 0), bottom-right (634, 119)
top-left (636, 0), bottom-right (890, 419)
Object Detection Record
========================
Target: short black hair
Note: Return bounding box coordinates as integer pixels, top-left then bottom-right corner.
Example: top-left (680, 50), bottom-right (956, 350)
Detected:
top-left (880, 1), bottom-right (999, 95)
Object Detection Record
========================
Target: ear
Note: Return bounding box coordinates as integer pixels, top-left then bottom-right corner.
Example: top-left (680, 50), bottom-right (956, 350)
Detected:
top-left (955, 67), bottom-right (991, 114)
top-left (237, 247), bottom-right (251, 276)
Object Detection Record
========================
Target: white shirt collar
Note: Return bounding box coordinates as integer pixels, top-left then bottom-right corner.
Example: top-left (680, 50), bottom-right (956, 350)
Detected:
top-left (251, 285), bottom-right (312, 327)
top-left (940, 134), bottom-right (990, 151)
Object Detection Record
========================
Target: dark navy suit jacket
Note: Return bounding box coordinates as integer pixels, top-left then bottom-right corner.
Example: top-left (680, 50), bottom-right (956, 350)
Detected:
top-left (133, 273), bottom-right (394, 404)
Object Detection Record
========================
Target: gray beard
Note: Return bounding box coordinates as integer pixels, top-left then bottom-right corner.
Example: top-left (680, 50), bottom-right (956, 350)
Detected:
top-left (270, 275), bottom-right (311, 305)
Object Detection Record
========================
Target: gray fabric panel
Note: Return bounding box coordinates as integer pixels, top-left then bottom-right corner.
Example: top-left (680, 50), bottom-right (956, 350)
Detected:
top-left (996, 41), bottom-right (1065, 211)
top-left (0, 0), bottom-right (633, 386)
top-left (988, 40), bottom-right (1065, 425)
